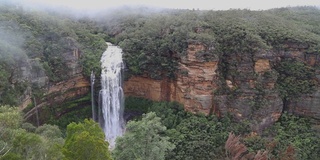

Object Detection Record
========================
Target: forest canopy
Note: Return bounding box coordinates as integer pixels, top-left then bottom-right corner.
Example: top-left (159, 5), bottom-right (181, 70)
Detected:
top-left (0, 3), bottom-right (320, 160)
top-left (99, 6), bottom-right (320, 79)
top-left (0, 3), bottom-right (107, 105)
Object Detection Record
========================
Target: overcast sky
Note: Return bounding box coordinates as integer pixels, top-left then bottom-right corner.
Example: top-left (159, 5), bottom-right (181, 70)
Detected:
top-left (21, 0), bottom-right (320, 11)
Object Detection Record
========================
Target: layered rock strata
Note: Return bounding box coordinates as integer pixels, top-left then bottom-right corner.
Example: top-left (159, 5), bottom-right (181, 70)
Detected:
top-left (125, 43), bottom-right (218, 114)
top-left (125, 42), bottom-right (320, 130)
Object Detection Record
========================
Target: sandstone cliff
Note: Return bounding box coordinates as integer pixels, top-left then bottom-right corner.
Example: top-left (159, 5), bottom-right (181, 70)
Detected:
top-left (22, 48), bottom-right (90, 122)
top-left (125, 42), bottom-right (218, 114)
top-left (124, 42), bottom-right (320, 131)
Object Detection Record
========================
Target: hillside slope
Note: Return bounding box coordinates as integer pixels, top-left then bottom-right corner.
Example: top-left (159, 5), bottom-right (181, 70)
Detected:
top-left (100, 6), bottom-right (320, 130)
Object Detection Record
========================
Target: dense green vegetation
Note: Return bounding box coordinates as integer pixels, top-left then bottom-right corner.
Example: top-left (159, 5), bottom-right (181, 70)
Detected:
top-left (0, 3), bottom-right (106, 105)
top-left (113, 112), bottom-right (174, 160)
top-left (22, 94), bottom-right (92, 135)
top-left (62, 119), bottom-right (112, 160)
top-left (264, 113), bottom-right (320, 159)
top-left (101, 6), bottom-right (320, 79)
top-left (1, 99), bottom-right (320, 159)
top-left (1, 2), bottom-right (320, 160)
top-left (44, 96), bottom-right (92, 134)
top-left (0, 105), bottom-right (64, 159)
top-left (275, 59), bottom-right (317, 100)
top-left (123, 97), bottom-right (320, 160)
top-left (0, 105), bottom-right (112, 160)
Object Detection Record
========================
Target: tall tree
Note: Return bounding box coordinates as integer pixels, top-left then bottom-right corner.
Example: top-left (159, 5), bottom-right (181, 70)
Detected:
top-left (113, 112), bottom-right (175, 160)
top-left (0, 105), bottom-right (64, 160)
top-left (62, 119), bottom-right (112, 160)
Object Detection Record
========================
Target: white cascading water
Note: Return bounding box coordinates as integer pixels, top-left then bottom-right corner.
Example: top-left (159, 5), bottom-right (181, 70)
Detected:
top-left (99, 42), bottom-right (124, 148)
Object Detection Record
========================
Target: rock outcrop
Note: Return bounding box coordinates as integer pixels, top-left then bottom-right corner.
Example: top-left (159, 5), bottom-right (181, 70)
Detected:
top-left (125, 41), bottom-right (320, 131)
top-left (23, 74), bottom-right (89, 121)
top-left (20, 48), bottom-right (90, 111)
top-left (286, 91), bottom-right (320, 120)
top-left (286, 52), bottom-right (320, 121)
top-left (125, 42), bottom-right (218, 114)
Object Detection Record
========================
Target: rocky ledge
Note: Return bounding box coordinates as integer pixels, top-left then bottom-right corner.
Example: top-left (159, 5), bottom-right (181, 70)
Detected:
top-left (125, 42), bottom-right (320, 131)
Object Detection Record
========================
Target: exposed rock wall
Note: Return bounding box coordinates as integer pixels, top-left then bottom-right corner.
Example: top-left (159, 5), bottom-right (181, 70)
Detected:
top-left (171, 43), bottom-right (218, 113)
top-left (124, 76), bottom-right (162, 100)
top-left (286, 52), bottom-right (320, 120)
top-left (125, 43), bottom-right (218, 114)
top-left (20, 48), bottom-right (90, 110)
top-left (22, 48), bottom-right (90, 124)
top-left (214, 47), bottom-right (284, 132)
top-left (23, 74), bottom-right (90, 120)
top-left (125, 42), bottom-right (320, 131)
top-left (286, 91), bottom-right (320, 120)
top-left (124, 43), bottom-right (283, 127)
top-left (45, 75), bottom-right (89, 103)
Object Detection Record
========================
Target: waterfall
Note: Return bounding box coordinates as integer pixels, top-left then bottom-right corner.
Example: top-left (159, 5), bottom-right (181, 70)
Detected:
top-left (99, 42), bottom-right (124, 148)
top-left (91, 71), bottom-right (96, 122)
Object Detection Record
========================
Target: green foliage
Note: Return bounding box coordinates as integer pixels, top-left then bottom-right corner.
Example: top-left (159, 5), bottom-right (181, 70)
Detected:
top-left (107, 11), bottom-right (194, 79)
top-left (0, 4), bottom-right (107, 105)
top-left (125, 96), bottom-right (153, 113)
top-left (76, 19), bottom-right (107, 76)
top-left (0, 30), bottom-right (29, 105)
top-left (125, 98), bottom-right (251, 160)
top-left (113, 112), bottom-right (175, 160)
top-left (36, 124), bottom-right (63, 139)
top-left (47, 105), bottom-right (92, 134)
top-left (11, 129), bottom-right (46, 159)
top-left (275, 59), bottom-right (317, 100)
top-left (28, 95), bottom-right (92, 134)
top-left (264, 113), bottom-right (320, 159)
top-left (21, 122), bottom-right (37, 132)
top-left (62, 119), bottom-right (112, 160)
top-left (239, 113), bottom-right (320, 159)
top-left (102, 7), bottom-right (320, 80)
top-left (148, 101), bottom-right (187, 129)
top-left (125, 97), bottom-right (320, 159)
top-left (0, 106), bottom-right (22, 129)
top-left (166, 115), bottom-right (228, 160)
top-left (0, 105), bottom-right (64, 160)
top-left (242, 135), bottom-right (267, 153)
top-left (150, 102), bottom-right (250, 160)
top-left (1, 5), bottom-right (320, 160)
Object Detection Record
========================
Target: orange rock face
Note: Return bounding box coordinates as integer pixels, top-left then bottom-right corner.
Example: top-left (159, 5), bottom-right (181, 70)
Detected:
top-left (124, 43), bottom-right (218, 114)
top-left (46, 75), bottom-right (90, 103)
top-left (20, 75), bottom-right (90, 110)
top-left (124, 76), bottom-right (162, 101)
top-left (254, 59), bottom-right (271, 73)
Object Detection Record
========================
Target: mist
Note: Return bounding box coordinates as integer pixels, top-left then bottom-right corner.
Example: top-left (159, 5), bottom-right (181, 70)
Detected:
top-left (3, 0), bottom-right (320, 11)
top-left (0, 20), bottom-right (28, 64)
top-left (0, 0), bottom-right (166, 21)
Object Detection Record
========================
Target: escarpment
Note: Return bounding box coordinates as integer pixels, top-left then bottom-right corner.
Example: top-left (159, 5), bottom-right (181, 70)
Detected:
top-left (114, 7), bottom-right (320, 131)
top-left (124, 41), bottom-right (320, 131)
top-left (2, 4), bottom-right (320, 132)
top-left (0, 4), bottom-right (108, 125)
top-left (125, 42), bottom-right (218, 114)
top-left (22, 49), bottom-right (91, 122)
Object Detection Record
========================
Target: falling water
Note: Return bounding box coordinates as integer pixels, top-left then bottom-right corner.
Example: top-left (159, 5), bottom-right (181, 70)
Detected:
top-left (91, 71), bottom-right (96, 121)
top-left (99, 42), bottom-right (124, 148)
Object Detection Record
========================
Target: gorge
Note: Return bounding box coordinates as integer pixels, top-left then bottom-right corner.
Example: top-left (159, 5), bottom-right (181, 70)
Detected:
top-left (1, 3), bottom-right (320, 159)
top-left (5, 3), bottom-right (320, 136)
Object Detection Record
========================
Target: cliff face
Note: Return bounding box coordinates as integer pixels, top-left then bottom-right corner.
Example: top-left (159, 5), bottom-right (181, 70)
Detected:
top-left (125, 43), bottom-right (218, 114)
top-left (124, 42), bottom-right (320, 131)
top-left (286, 52), bottom-right (320, 121)
top-left (215, 47), bottom-right (283, 132)
top-left (21, 48), bottom-right (90, 117)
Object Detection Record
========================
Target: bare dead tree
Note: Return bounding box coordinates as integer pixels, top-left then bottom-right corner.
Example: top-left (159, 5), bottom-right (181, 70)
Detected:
top-left (225, 132), bottom-right (268, 160)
